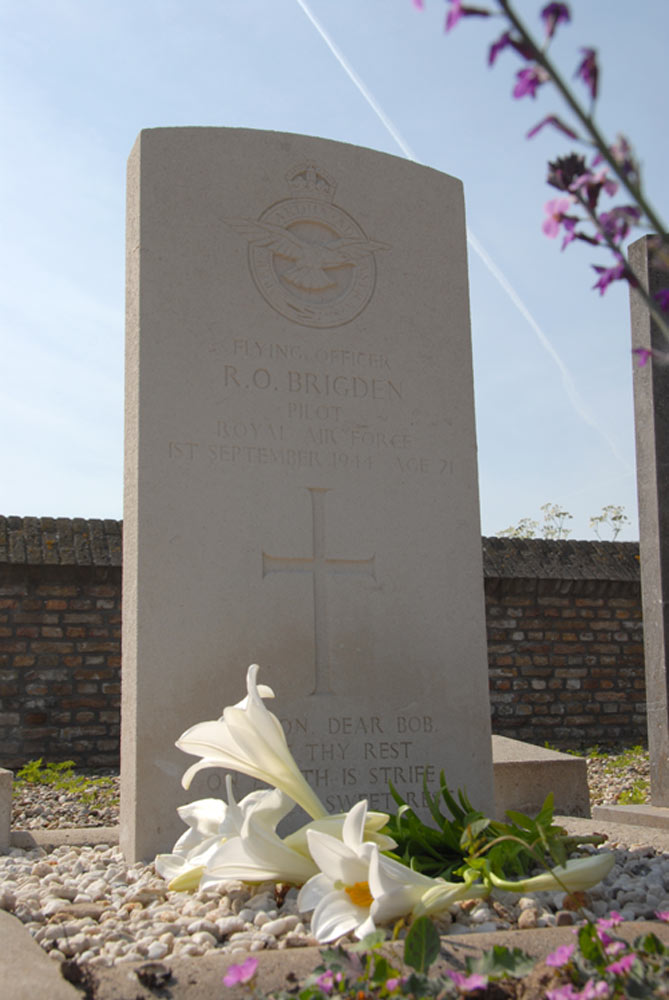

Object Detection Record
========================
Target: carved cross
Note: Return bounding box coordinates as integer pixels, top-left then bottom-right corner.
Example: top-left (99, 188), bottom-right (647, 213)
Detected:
top-left (262, 487), bottom-right (376, 695)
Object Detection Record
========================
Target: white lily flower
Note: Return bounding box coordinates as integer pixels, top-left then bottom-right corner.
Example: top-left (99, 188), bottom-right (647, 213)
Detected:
top-left (284, 810), bottom-right (396, 858)
top-left (177, 664), bottom-right (327, 821)
top-left (155, 776), bottom-right (268, 891)
top-left (298, 800), bottom-right (381, 942)
top-left (368, 851), bottom-right (487, 924)
top-left (299, 800), bottom-right (488, 942)
top-left (199, 787), bottom-right (319, 887)
top-left (486, 852), bottom-right (616, 894)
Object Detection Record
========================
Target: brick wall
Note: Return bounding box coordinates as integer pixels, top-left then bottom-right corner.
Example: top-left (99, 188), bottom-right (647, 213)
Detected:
top-left (0, 519), bottom-right (646, 768)
top-left (0, 518), bottom-right (121, 769)
top-left (485, 580), bottom-right (644, 745)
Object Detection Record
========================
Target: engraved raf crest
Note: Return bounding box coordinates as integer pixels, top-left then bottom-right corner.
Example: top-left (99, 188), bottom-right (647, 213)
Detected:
top-left (224, 163), bottom-right (390, 329)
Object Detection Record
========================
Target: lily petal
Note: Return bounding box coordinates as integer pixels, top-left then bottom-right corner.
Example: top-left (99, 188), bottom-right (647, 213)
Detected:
top-left (310, 889), bottom-right (374, 942)
top-left (177, 665), bottom-right (327, 820)
top-left (487, 852), bottom-right (615, 894)
top-left (284, 811), bottom-right (396, 858)
top-left (199, 788), bottom-right (317, 887)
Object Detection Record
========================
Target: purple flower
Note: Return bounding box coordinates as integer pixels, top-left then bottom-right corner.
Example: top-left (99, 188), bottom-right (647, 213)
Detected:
top-left (592, 260), bottom-right (627, 295)
top-left (542, 197), bottom-right (574, 238)
top-left (446, 970), bottom-right (488, 991)
top-left (545, 943), bottom-right (575, 967)
top-left (604, 940), bottom-right (626, 957)
top-left (597, 206), bottom-right (640, 244)
top-left (488, 29), bottom-right (534, 64)
top-left (385, 978), bottom-right (402, 991)
top-left (581, 980), bottom-right (610, 1000)
top-left (597, 911), bottom-right (623, 929)
top-left (445, 0), bottom-right (491, 32)
top-left (657, 910), bottom-right (669, 921)
top-left (315, 970), bottom-right (344, 993)
top-left (223, 956), bottom-right (259, 987)
top-left (547, 153), bottom-right (589, 192)
top-left (513, 65), bottom-right (547, 99)
top-left (546, 985), bottom-right (581, 1000)
top-left (412, 0), bottom-right (425, 8)
top-left (527, 114), bottom-right (579, 140)
top-left (575, 47), bottom-right (599, 100)
top-left (571, 167), bottom-right (617, 199)
top-left (541, 3), bottom-right (570, 39)
top-left (654, 290), bottom-right (669, 311)
top-left (606, 953), bottom-right (635, 975)
top-left (488, 30), bottom-right (512, 65)
top-left (634, 348), bottom-right (652, 367)
top-left (633, 347), bottom-right (653, 367)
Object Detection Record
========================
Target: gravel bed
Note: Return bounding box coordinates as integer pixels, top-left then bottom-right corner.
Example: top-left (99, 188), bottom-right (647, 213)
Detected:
top-left (2, 747), bottom-right (667, 967)
top-left (9, 748), bottom-right (652, 831)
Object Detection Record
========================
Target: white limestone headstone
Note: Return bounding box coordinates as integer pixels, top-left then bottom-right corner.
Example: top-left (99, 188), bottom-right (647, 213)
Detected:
top-left (121, 127), bottom-right (494, 861)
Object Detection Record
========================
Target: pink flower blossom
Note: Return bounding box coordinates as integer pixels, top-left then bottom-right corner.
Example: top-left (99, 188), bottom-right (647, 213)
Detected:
top-left (604, 940), bottom-right (626, 957)
top-left (545, 942), bottom-right (575, 967)
top-left (315, 970), bottom-right (344, 993)
top-left (597, 911), bottom-right (623, 929)
top-left (446, 969), bottom-right (488, 991)
top-left (385, 978), bottom-right (402, 991)
top-left (546, 985), bottom-right (581, 1000)
top-left (542, 197), bottom-right (575, 239)
top-left (657, 910), bottom-right (669, 922)
top-left (581, 980), bottom-right (610, 1000)
top-left (606, 953), bottom-right (635, 975)
top-left (412, 0), bottom-right (425, 8)
top-left (223, 956), bottom-right (259, 987)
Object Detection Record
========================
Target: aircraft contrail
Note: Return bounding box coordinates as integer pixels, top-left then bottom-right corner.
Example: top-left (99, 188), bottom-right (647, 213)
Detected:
top-left (294, 0), bottom-right (631, 472)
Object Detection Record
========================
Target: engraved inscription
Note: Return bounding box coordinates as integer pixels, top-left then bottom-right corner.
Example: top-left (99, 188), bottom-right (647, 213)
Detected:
top-left (224, 163), bottom-right (390, 329)
top-left (198, 713), bottom-right (438, 816)
top-left (262, 488), bottom-right (376, 696)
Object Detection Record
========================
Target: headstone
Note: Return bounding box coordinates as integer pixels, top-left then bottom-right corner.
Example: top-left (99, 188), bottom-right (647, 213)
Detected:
top-left (121, 127), bottom-right (494, 862)
top-left (629, 235), bottom-right (669, 805)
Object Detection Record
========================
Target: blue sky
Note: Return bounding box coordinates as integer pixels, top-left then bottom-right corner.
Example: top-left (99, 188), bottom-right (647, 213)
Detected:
top-left (2, 0), bottom-right (667, 539)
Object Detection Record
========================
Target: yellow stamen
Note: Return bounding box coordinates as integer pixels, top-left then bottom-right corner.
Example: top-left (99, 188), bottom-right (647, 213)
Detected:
top-left (345, 881), bottom-right (373, 907)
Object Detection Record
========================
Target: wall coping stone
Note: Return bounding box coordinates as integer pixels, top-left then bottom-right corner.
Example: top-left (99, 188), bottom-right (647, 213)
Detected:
top-left (0, 518), bottom-right (638, 581)
top-left (482, 536), bottom-right (640, 582)
top-left (0, 517), bottom-right (121, 568)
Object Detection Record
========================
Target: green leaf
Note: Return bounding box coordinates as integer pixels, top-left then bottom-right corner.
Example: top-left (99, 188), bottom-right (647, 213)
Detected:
top-left (466, 945), bottom-right (536, 980)
top-left (459, 815), bottom-right (490, 849)
top-left (503, 809), bottom-right (536, 831)
top-left (349, 930), bottom-right (387, 952)
top-left (577, 924), bottom-right (606, 967)
top-left (423, 774), bottom-right (446, 828)
top-left (403, 916), bottom-right (440, 973)
top-left (370, 956), bottom-right (392, 983)
top-left (635, 931), bottom-right (666, 957)
top-left (438, 775), bottom-right (465, 823)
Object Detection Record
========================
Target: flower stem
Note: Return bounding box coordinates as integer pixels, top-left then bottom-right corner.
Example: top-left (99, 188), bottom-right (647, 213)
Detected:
top-left (494, 0), bottom-right (669, 346)
top-left (571, 190), bottom-right (669, 344)
top-left (497, 0), bottom-right (667, 238)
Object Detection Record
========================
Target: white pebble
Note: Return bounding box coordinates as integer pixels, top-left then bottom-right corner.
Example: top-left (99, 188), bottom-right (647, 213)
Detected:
top-left (191, 930), bottom-right (217, 948)
top-left (146, 941), bottom-right (169, 960)
top-left (216, 915), bottom-right (246, 937)
top-left (262, 915), bottom-right (299, 937)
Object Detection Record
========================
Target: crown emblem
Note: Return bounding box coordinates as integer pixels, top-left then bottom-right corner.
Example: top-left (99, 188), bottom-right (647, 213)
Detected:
top-left (286, 162), bottom-right (336, 201)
